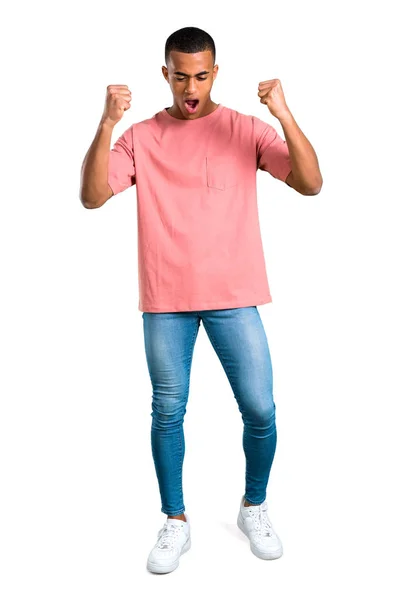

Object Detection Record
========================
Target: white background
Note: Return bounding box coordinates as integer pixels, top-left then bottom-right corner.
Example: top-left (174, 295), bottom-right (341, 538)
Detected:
top-left (1, 0), bottom-right (399, 597)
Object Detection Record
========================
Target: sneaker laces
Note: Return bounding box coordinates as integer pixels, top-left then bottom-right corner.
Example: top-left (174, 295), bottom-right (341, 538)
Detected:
top-left (156, 522), bottom-right (182, 550)
top-left (246, 504), bottom-right (273, 538)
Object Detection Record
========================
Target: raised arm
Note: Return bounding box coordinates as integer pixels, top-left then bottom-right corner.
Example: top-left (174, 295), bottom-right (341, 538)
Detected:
top-left (258, 78), bottom-right (322, 195)
top-left (79, 85), bottom-right (132, 209)
top-left (80, 120), bottom-right (116, 209)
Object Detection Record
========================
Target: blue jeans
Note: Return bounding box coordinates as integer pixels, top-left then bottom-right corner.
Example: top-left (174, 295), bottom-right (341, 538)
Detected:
top-left (142, 306), bottom-right (277, 516)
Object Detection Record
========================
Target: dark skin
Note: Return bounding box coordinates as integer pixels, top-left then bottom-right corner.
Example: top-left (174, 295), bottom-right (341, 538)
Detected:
top-left (162, 50), bottom-right (219, 120)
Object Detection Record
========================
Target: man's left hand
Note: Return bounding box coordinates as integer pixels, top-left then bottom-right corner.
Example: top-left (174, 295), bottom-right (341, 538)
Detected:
top-left (258, 79), bottom-right (291, 120)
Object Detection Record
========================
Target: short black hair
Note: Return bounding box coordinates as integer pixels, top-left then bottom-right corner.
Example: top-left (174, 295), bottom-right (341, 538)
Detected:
top-left (165, 27), bottom-right (216, 66)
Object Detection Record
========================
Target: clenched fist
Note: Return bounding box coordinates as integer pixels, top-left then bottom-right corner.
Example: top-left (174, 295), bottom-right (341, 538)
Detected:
top-left (101, 85), bottom-right (132, 126)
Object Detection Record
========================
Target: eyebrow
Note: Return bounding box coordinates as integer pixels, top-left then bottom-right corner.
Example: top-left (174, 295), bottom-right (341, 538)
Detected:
top-left (173, 71), bottom-right (210, 76)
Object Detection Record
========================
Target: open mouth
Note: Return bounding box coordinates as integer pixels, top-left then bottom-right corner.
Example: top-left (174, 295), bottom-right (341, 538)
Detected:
top-left (184, 98), bottom-right (199, 114)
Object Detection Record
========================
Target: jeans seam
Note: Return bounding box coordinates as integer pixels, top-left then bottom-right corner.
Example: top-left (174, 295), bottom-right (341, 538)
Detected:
top-left (174, 316), bottom-right (200, 515)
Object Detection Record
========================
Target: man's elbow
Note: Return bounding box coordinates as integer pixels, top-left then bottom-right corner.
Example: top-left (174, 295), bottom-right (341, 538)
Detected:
top-left (302, 186), bottom-right (322, 196)
top-left (286, 171), bottom-right (323, 195)
top-left (301, 178), bottom-right (323, 196)
top-left (80, 191), bottom-right (109, 209)
top-left (80, 196), bottom-right (100, 209)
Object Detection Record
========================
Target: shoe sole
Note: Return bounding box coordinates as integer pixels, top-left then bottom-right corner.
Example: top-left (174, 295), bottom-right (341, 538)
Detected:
top-left (147, 536), bottom-right (191, 574)
top-left (237, 513), bottom-right (283, 560)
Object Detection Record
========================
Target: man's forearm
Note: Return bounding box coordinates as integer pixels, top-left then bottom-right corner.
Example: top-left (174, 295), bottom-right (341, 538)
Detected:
top-left (279, 111), bottom-right (323, 194)
top-left (80, 119), bottom-right (115, 208)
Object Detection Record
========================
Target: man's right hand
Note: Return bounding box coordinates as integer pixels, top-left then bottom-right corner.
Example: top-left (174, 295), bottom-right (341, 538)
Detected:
top-left (101, 84), bottom-right (132, 127)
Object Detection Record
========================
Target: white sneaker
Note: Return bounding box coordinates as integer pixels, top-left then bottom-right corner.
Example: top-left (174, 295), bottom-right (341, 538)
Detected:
top-left (237, 495), bottom-right (283, 559)
top-left (147, 515), bottom-right (191, 574)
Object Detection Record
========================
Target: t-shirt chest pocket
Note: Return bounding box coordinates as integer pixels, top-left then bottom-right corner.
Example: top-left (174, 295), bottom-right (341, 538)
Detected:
top-left (206, 155), bottom-right (238, 191)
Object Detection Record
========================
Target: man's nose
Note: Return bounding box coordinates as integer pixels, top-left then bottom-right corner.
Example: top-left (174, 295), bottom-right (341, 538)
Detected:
top-left (185, 78), bottom-right (197, 94)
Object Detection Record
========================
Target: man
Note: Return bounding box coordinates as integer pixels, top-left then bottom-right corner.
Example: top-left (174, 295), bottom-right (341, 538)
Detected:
top-left (80, 26), bottom-right (322, 574)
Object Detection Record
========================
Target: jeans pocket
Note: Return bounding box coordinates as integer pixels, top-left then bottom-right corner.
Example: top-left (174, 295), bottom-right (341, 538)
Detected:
top-left (206, 155), bottom-right (238, 191)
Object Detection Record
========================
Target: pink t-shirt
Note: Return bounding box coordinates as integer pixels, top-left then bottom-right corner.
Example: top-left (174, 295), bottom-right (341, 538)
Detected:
top-left (107, 103), bottom-right (292, 312)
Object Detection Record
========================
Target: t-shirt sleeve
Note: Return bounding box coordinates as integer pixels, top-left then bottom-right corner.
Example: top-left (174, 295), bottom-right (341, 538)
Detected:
top-left (107, 126), bottom-right (136, 195)
top-left (253, 116), bottom-right (292, 182)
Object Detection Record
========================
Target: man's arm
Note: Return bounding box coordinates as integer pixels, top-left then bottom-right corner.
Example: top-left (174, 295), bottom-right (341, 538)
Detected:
top-left (80, 85), bottom-right (133, 208)
top-left (279, 111), bottom-right (323, 195)
top-left (80, 119), bottom-right (116, 209)
top-left (257, 79), bottom-right (322, 195)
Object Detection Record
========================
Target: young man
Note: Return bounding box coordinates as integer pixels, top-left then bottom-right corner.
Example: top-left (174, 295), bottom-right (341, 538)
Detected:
top-left (80, 27), bottom-right (322, 574)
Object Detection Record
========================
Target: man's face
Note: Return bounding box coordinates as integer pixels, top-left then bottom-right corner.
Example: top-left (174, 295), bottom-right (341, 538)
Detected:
top-left (162, 50), bottom-right (218, 119)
